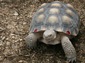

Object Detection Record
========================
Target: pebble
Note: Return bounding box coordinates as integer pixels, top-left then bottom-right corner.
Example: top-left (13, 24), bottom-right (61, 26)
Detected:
top-left (19, 60), bottom-right (23, 63)
top-left (82, 21), bottom-right (85, 26)
top-left (0, 56), bottom-right (4, 61)
top-left (0, 27), bottom-right (5, 32)
top-left (13, 11), bottom-right (19, 16)
top-left (18, 60), bottom-right (28, 63)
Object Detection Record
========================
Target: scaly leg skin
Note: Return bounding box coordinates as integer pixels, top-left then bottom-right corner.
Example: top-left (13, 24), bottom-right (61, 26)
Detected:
top-left (61, 36), bottom-right (76, 63)
top-left (25, 33), bottom-right (39, 49)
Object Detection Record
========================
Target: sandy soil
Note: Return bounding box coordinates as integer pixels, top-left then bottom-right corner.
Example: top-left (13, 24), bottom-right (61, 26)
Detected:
top-left (0, 0), bottom-right (85, 63)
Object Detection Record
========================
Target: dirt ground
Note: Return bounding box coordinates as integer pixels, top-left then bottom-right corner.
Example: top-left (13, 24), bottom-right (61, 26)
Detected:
top-left (0, 0), bottom-right (85, 63)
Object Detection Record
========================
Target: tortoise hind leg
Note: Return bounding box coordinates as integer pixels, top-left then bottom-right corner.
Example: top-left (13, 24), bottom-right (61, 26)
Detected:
top-left (25, 33), bottom-right (40, 49)
top-left (61, 36), bottom-right (76, 63)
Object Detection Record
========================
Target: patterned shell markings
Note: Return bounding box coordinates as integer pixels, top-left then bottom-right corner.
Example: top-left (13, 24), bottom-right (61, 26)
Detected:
top-left (29, 1), bottom-right (79, 36)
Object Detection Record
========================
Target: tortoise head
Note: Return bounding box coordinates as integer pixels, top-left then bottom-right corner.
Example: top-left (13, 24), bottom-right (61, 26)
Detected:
top-left (43, 30), bottom-right (56, 41)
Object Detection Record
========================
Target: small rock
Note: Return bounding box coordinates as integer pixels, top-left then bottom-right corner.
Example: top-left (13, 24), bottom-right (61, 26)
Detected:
top-left (18, 60), bottom-right (27, 63)
top-left (0, 40), bottom-right (3, 46)
top-left (2, 36), bottom-right (6, 41)
top-left (23, 22), bottom-right (26, 25)
top-left (19, 60), bottom-right (23, 63)
top-left (0, 27), bottom-right (5, 32)
top-left (82, 21), bottom-right (85, 26)
top-left (3, 59), bottom-right (12, 63)
top-left (6, 42), bottom-right (11, 46)
top-left (14, 11), bottom-right (19, 16)
top-left (0, 56), bottom-right (4, 61)
top-left (19, 39), bottom-right (23, 41)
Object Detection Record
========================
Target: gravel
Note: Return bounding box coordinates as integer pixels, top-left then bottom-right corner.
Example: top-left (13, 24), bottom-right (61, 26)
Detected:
top-left (0, 0), bottom-right (85, 63)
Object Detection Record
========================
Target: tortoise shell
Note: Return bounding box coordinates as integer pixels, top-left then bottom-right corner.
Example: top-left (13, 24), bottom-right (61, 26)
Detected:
top-left (29, 1), bottom-right (79, 36)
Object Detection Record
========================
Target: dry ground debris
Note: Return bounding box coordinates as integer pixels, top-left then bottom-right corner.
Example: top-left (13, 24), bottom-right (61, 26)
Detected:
top-left (0, 0), bottom-right (85, 63)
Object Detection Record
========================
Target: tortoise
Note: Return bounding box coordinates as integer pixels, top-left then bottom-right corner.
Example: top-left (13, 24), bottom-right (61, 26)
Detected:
top-left (25, 1), bottom-right (80, 63)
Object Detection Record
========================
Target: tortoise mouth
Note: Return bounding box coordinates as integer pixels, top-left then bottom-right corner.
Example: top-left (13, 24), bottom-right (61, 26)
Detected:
top-left (45, 35), bottom-right (56, 42)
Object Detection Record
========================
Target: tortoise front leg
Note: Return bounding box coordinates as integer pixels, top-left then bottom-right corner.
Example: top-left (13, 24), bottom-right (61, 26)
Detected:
top-left (61, 36), bottom-right (76, 63)
top-left (25, 33), bottom-right (40, 49)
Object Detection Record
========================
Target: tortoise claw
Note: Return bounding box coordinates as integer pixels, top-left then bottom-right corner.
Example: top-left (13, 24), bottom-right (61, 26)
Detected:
top-left (67, 57), bottom-right (76, 63)
top-left (61, 36), bottom-right (76, 63)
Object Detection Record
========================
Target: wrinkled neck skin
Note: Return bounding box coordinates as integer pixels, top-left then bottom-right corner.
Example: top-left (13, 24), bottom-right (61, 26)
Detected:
top-left (41, 33), bottom-right (60, 45)
top-left (41, 32), bottom-right (71, 45)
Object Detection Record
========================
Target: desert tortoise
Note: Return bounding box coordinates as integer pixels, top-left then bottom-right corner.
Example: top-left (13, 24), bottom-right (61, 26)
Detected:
top-left (25, 1), bottom-right (79, 63)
